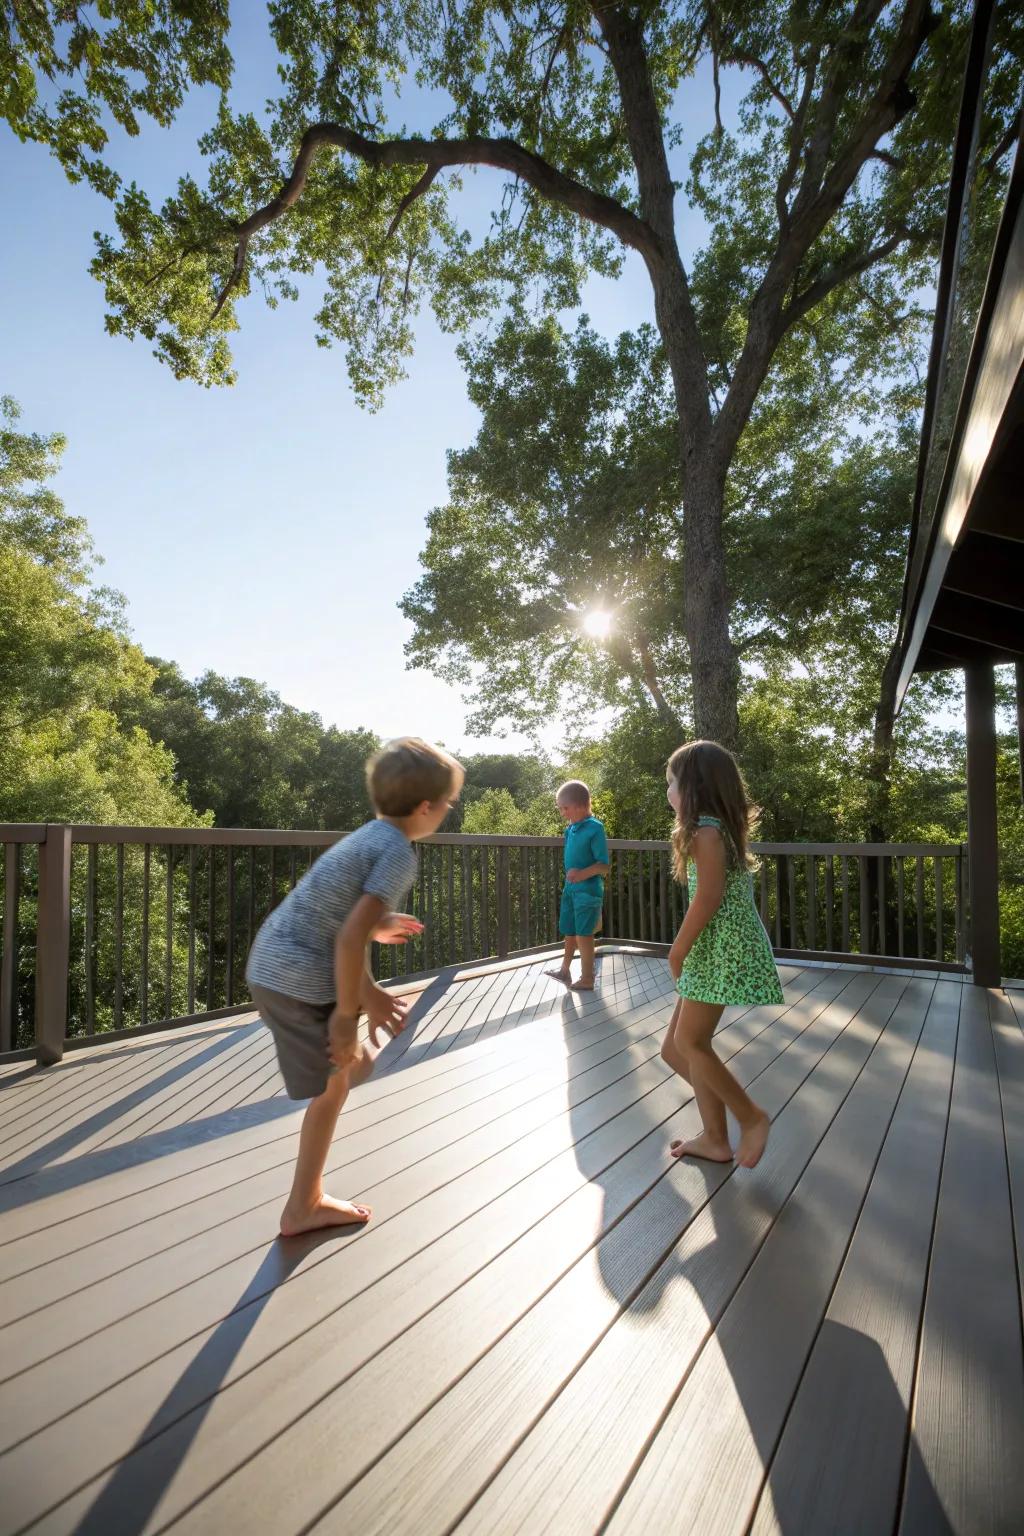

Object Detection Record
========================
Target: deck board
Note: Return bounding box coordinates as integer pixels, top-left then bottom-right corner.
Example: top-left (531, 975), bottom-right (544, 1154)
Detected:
top-left (748, 978), bottom-right (959, 1536)
top-left (0, 954), bottom-right (1019, 1536)
top-left (899, 985), bottom-right (1024, 1534)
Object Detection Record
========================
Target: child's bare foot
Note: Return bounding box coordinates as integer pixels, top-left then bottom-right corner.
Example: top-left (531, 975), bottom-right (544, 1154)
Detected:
top-left (279, 1195), bottom-right (372, 1237)
top-left (570, 977), bottom-right (595, 992)
top-left (736, 1112), bottom-right (771, 1169)
top-left (669, 1133), bottom-right (733, 1163)
top-left (546, 967), bottom-right (572, 984)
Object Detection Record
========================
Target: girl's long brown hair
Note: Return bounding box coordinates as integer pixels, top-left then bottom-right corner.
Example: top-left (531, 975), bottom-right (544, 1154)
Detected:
top-left (667, 740), bottom-right (758, 881)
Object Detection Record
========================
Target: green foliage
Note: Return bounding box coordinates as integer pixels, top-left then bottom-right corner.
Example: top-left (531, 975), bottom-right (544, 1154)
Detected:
top-left (119, 662), bottom-right (381, 830)
top-left (1, 2), bottom-right (232, 196)
top-left (461, 787), bottom-right (560, 837)
top-left (9, 0), bottom-right (996, 406)
top-left (0, 397), bottom-right (197, 827)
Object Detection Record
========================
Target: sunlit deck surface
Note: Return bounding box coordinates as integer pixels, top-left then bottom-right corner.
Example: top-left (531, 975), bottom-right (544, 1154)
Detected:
top-left (1, 950), bottom-right (1022, 1535)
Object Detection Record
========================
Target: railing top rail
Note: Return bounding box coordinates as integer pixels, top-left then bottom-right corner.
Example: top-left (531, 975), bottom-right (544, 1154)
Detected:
top-left (0, 825), bottom-right (47, 844)
top-left (0, 824), bottom-right (967, 858)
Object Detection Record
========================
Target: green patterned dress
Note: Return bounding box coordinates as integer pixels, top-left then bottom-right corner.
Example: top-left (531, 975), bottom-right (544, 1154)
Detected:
top-left (678, 816), bottom-right (784, 1006)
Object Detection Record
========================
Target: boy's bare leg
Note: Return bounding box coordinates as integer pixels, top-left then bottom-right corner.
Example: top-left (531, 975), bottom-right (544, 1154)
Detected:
top-left (280, 1057), bottom-right (372, 1236)
top-left (570, 935), bottom-right (596, 990)
top-left (547, 935), bottom-right (576, 983)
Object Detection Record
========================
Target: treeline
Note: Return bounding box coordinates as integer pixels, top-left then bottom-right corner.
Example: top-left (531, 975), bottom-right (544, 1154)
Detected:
top-left (2, 395), bottom-right (1021, 980)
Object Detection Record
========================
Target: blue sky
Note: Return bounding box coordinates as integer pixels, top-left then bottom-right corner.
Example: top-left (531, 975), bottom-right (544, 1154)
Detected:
top-left (2, 18), bottom-right (730, 753)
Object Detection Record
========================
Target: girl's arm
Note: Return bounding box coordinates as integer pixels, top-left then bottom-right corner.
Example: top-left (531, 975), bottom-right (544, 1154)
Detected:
top-left (668, 828), bottom-right (727, 980)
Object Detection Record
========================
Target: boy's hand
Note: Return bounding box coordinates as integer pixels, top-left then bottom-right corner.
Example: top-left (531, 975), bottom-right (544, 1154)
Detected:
top-left (327, 1010), bottom-right (361, 1070)
top-left (567, 868), bottom-right (583, 884)
top-left (364, 983), bottom-right (409, 1046)
top-left (373, 912), bottom-right (424, 944)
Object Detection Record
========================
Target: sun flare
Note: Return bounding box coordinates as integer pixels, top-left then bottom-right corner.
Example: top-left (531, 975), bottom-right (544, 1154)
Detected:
top-left (582, 609), bottom-right (613, 640)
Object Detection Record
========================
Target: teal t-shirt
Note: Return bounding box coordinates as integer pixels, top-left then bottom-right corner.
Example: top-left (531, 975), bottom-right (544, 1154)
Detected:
top-left (564, 816), bottom-right (609, 895)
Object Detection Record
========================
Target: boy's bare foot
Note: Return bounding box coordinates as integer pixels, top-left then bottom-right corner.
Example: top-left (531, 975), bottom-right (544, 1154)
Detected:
top-left (669, 1133), bottom-right (733, 1163)
top-left (736, 1112), bottom-right (771, 1169)
top-left (279, 1195), bottom-right (372, 1237)
top-left (570, 978), bottom-right (595, 992)
top-left (546, 967), bottom-right (572, 984)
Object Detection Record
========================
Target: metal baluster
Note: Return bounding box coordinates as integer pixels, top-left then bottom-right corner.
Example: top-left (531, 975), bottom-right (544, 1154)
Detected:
top-left (824, 857), bottom-right (835, 951)
top-left (141, 844), bottom-right (150, 1026)
top-left (85, 844), bottom-right (96, 1035)
top-left (187, 846), bottom-right (196, 1013)
top-left (164, 846), bottom-right (174, 1022)
top-left (226, 849), bottom-right (235, 1006)
top-left (207, 848), bottom-right (216, 1010)
top-left (114, 844), bottom-right (124, 1030)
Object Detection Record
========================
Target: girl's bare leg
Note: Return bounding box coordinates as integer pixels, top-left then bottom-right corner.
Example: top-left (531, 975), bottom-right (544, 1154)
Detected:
top-left (661, 998), bottom-right (692, 1084)
top-left (668, 999), bottom-right (732, 1162)
top-left (280, 1055), bottom-right (373, 1235)
top-left (676, 998), bottom-right (769, 1167)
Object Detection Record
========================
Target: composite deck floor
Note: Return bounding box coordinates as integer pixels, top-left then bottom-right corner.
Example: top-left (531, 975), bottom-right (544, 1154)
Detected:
top-left (0, 951), bottom-right (1022, 1535)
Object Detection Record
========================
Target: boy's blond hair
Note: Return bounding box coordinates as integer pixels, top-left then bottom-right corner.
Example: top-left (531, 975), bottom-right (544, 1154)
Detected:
top-left (367, 737), bottom-right (462, 817)
top-left (556, 780), bottom-right (591, 808)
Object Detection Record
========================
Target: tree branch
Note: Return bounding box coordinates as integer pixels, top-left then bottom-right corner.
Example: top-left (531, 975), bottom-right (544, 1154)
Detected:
top-left (636, 631), bottom-right (683, 730)
top-left (780, 224), bottom-right (927, 332)
top-left (384, 164), bottom-right (439, 241)
top-left (212, 234), bottom-right (249, 320)
top-left (723, 45), bottom-right (795, 119)
top-left (983, 119), bottom-right (1019, 176)
top-left (211, 123), bottom-right (660, 316)
top-left (715, 0), bottom-right (936, 456)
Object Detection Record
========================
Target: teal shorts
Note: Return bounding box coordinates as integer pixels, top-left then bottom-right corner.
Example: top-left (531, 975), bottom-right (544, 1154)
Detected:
top-left (559, 884), bottom-right (604, 937)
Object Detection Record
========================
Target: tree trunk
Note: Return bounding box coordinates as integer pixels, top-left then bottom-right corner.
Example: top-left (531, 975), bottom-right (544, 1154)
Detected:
top-left (679, 455), bottom-right (740, 748)
top-left (646, 262), bottom-right (739, 750)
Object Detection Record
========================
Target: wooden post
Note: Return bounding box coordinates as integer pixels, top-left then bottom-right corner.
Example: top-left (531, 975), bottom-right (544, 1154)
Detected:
top-left (965, 663), bottom-right (1000, 986)
top-left (35, 824), bottom-right (72, 1065)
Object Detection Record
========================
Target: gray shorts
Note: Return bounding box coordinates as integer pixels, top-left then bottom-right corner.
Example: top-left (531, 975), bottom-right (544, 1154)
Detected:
top-left (249, 982), bottom-right (338, 1100)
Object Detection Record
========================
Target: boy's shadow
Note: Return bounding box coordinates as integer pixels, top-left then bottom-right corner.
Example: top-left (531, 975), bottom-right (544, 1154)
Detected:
top-left (65, 1222), bottom-right (364, 1536)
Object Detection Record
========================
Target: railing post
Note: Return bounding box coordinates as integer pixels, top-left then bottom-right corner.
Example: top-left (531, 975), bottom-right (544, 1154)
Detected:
top-left (36, 824), bottom-right (72, 1065)
top-left (496, 846), bottom-right (510, 959)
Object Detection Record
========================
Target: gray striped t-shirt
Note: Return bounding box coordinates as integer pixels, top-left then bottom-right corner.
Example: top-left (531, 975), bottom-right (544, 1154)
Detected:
top-left (246, 819), bottom-right (418, 1003)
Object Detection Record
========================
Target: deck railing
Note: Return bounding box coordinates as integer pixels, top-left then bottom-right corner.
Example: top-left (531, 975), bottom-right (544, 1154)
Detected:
top-left (0, 825), bottom-right (968, 1062)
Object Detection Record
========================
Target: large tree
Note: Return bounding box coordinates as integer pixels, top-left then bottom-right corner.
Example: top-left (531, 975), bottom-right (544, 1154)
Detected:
top-left (9, 0), bottom-right (995, 747)
top-left (402, 310), bottom-right (922, 745)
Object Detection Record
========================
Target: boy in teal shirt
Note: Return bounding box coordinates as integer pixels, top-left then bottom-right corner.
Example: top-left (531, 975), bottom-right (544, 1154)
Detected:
top-left (547, 779), bottom-right (610, 991)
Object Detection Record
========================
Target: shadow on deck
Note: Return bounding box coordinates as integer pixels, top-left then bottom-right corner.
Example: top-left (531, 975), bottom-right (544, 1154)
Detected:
top-left (0, 951), bottom-right (1021, 1535)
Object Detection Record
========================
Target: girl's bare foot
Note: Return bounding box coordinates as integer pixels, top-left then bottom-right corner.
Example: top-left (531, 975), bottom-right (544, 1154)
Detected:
top-left (669, 1133), bottom-right (733, 1163)
top-left (570, 978), bottom-right (595, 992)
top-left (279, 1195), bottom-right (372, 1237)
top-left (736, 1112), bottom-right (771, 1169)
top-left (546, 967), bottom-right (572, 984)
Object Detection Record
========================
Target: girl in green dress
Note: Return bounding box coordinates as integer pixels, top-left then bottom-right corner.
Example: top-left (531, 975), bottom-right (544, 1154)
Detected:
top-left (662, 740), bottom-right (783, 1169)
